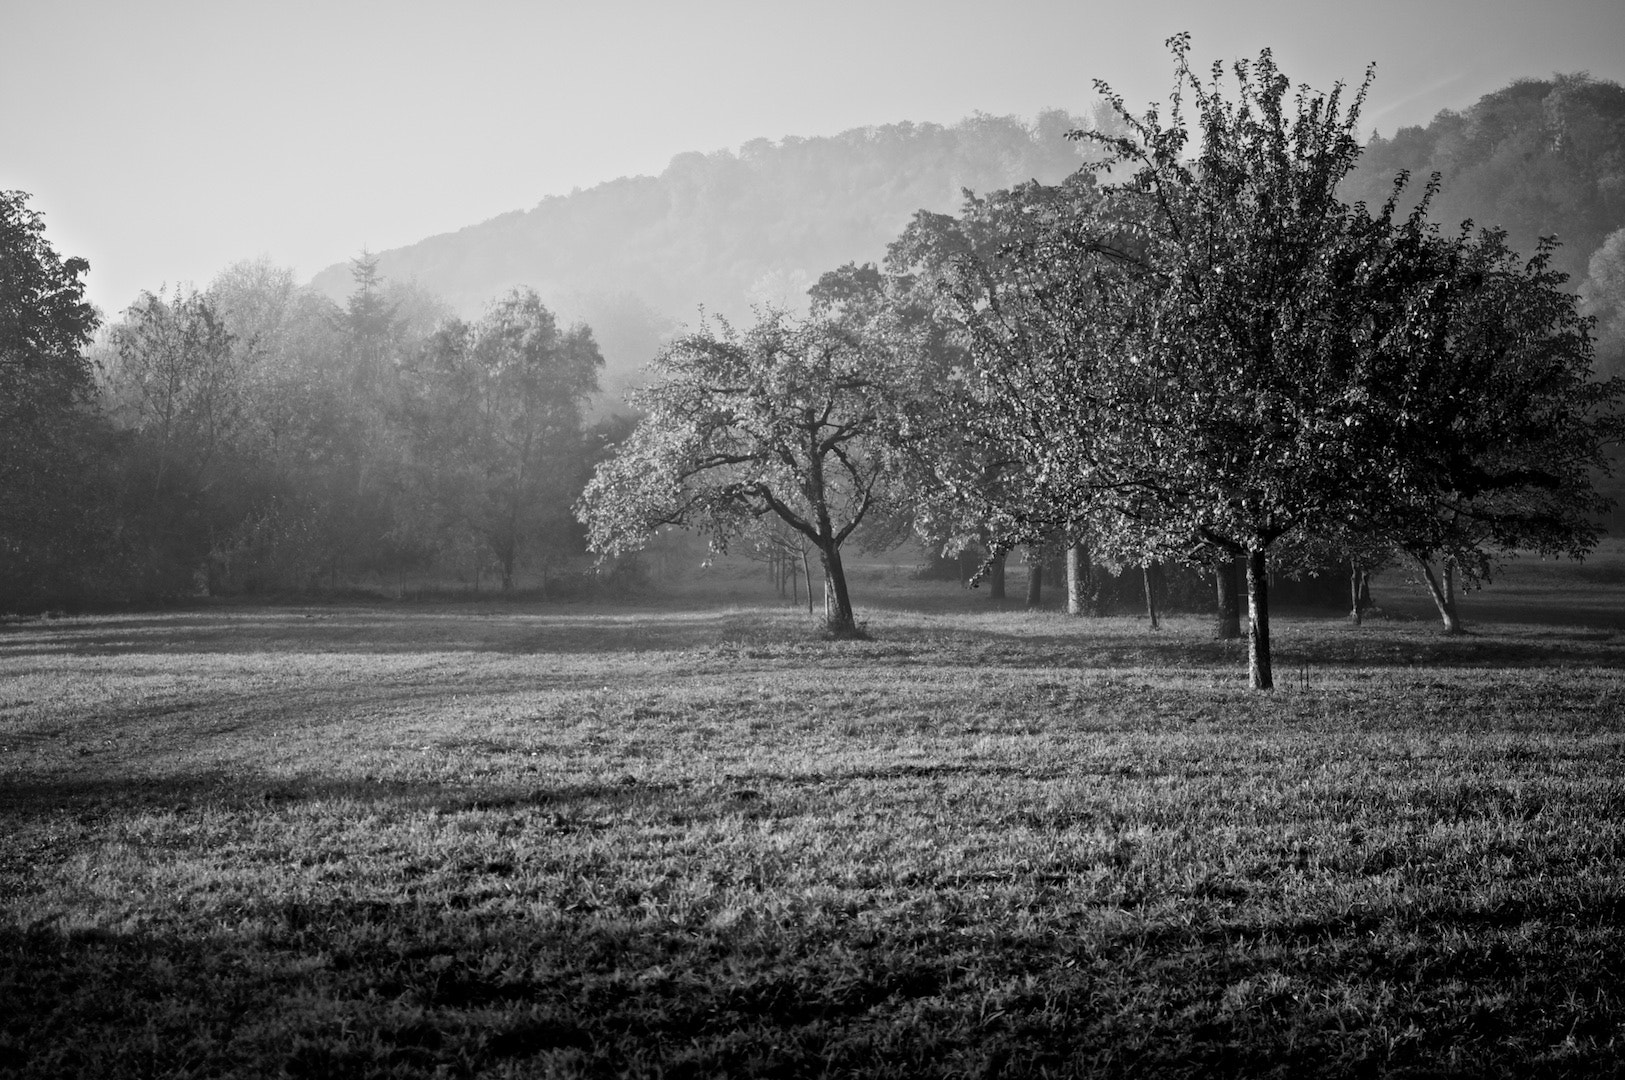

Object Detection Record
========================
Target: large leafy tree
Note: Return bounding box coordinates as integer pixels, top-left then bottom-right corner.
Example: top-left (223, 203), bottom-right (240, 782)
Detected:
top-left (577, 309), bottom-right (917, 635)
top-left (399, 288), bottom-right (602, 591)
top-left (1089, 39), bottom-right (1617, 682)
top-left (1076, 38), bottom-right (1403, 688)
top-left (0, 190), bottom-right (101, 606)
top-left (105, 286), bottom-right (241, 500)
top-left (1352, 225), bottom-right (1620, 632)
top-left (0, 192), bottom-right (96, 414)
top-left (888, 176), bottom-right (1151, 587)
top-left (100, 285), bottom-right (262, 594)
top-left (923, 37), bottom-right (1619, 687)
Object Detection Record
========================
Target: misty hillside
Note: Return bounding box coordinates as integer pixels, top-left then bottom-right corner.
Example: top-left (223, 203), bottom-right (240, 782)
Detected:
top-left (307, 109), bottom-right (1109, 398)
top-left (1343, 73), bottom-right (1625, 285)
top-left (309, 79), bottom-right (1625, 405)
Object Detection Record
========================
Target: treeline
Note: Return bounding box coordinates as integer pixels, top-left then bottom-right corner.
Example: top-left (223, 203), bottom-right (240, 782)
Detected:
top-left (2, 212), bottom-right (614, 612)
top-left (1343, 74), bottom-right (1625, 289)
top-left (1341, 73), bottom-right (1625, 386)
top-left (9, 65), bottom-right (1625, 629)
top-left (578, 39), bottom-right (1625, 689)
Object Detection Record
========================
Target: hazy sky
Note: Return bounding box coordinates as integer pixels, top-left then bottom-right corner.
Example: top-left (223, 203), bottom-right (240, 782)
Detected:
top-left (6, 0), bottom-right (1623, 316)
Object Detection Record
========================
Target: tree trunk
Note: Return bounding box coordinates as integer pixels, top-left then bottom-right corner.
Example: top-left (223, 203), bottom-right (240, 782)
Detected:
top-left (1143, 562), bottom-right (1161, 630)
top-left (1215, 555), bottom-right (1242, 639)
top-left (988, 552), bottom-right (1006, 600)
top-left (820, 542), bottom-right (857, 635)
top-left (802, 548), bottom-right (814, 615)
top-left (1246, 547), bottom-right (1273, 690)
top-left (1066, 543), bottom-right (1091, 616)
top-left (1415, 555), bottom-right (1464, 634)
top-left (1025, 558), bottom-right (1043, 608)
top-left (1350, 562), bottom-right (1364, 625)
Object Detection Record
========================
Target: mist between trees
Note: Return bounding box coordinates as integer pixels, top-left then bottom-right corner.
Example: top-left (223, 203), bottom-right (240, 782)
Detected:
top-left (5, 38), bottom-right (1624, 689)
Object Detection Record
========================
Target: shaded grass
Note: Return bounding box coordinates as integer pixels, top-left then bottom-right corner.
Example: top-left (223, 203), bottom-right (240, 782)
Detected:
top-left (3, 593), bottom-right (1625, 1077)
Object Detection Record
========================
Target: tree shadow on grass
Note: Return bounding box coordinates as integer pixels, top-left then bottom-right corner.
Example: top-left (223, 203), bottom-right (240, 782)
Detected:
top-left (4, 600), bottom-right (1622, 675)
top-left (913, 619), bottom-right (1625, 673)
top-left (0, 770), bottom-right (698, 819)
top-left (0, 605), bottom-right (832, 660)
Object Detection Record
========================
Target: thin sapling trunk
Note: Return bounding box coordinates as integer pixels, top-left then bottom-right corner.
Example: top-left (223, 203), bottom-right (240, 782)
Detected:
top-left (1143, 562), bottom-right (1160, 630)
top-left (1215, 554), bottom-right (1242, 639)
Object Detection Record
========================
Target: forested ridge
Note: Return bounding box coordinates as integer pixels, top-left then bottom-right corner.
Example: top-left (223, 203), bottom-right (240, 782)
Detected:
top-left (310, 81), bottom-right (1625, 388)
top-left (1344, 74), bottom-right (1625, 286)
top-left (310, 110), bottom-right (1104, 317)
top-left (307, 110), bottom-right (1109, 396)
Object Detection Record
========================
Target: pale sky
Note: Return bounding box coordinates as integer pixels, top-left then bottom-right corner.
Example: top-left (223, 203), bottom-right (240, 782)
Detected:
top-left (5, 0), bottom-right (1623, 316)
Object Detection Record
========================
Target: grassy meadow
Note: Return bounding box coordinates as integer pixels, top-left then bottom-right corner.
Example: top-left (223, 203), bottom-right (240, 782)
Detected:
top-left (3, 552), bottom-right (1625, 1077)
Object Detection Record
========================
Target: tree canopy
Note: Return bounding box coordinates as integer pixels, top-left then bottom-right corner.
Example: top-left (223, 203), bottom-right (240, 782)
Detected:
top-left (898, 36), bottom-right (1621, 687)
top-left (577, 309), bottom-right (919, 634)
top-left (399, 288), bottom-right (602, 591)
top-left (1, 190), bottom-right (102, 608)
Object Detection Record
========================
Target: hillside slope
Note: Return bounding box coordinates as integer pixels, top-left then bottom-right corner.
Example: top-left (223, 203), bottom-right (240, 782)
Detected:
top-left (1343, 73), bottom-right (1625, 286)
top-left (310, 79), bottom-right (1625, 404)
top-left (307, 110), bottom-right (1106, 398)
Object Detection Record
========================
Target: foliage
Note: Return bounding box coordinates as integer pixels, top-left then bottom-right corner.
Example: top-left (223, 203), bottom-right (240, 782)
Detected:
top-left (0, 190), bottom-right (102, 609)
top-left (578, 309), bottom-right (919, 633)
top-left (1583, 226), bottom-right (1625, 381)
top-left (906, 37), bottom-right (1620, 685)
top-left (5, 239), bottom-right (617, 609)
top-left (105, 286), bottom-right (242, 497)
top-left (886, 174), bottom-right (1142, 572)
top-left (397, 289), bottom-right (602, 590)
top-left (1344, 73), bottom-right (1625, 285)
top-left (99, 284), bottom-right (306, 596)
top-left (1347, 224), bottom-right (1622, 630)
top-left (0, 191), bottom-right (96, 416)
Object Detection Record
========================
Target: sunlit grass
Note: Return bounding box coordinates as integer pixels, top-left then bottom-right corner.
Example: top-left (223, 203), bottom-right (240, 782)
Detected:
top-left (3, 581), bottom-right (1624, 1077)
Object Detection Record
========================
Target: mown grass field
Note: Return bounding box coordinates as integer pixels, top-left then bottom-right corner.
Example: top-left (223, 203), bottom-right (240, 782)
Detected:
top-left (3, 555), bottom-right (1625, 1078)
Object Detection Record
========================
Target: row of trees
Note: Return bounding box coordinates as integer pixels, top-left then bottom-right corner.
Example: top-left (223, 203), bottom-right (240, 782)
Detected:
top-left (577, 37), bottom-right (1623, 689)
top-left (8, 41), bottom-right (1621, 693)
top-left (1, 204), bottom-right (608, 611)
